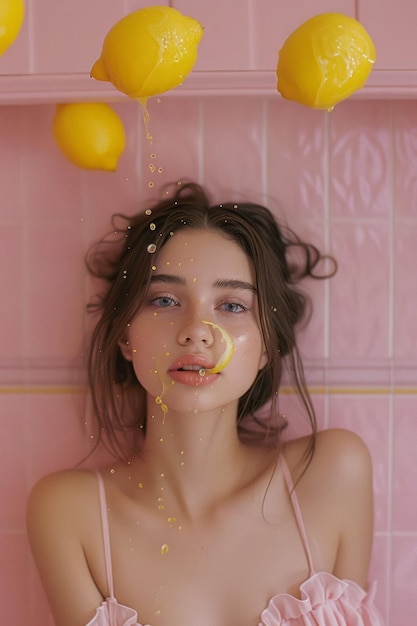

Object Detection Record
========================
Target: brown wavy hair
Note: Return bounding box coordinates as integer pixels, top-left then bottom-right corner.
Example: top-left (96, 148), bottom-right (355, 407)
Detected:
top-left (86, 182), bottom-right (336, 465)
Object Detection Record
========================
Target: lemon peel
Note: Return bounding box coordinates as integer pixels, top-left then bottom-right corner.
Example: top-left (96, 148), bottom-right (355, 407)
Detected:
top-left (90, 6), bottom-right (203, 100)
top-left (0, 0), bottom-right (25, 56)
top-left (53, 103), bottom-right (126, 171)
top-left (202, 321), bottom-right (235, 374)
top-left (277, 13), bottom-right (376, 110)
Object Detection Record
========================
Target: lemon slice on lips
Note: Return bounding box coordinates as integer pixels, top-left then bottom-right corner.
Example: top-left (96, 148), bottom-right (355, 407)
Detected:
top-left (201, 321), bottom-right (235, 375)
top-left (277, 13), bottom-right (376, 110)
top-left (90, 6), bottom-right (204, 100)
top-left (0, 0), bottom-right (25, 56)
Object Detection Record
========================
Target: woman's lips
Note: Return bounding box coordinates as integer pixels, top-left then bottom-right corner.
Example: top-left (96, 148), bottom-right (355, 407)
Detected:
top-left (168, 354), bottom-right (219, 386)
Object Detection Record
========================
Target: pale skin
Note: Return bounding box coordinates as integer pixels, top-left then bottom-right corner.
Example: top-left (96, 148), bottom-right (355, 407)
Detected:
top-left (27, 230), bottom-right (374, 626)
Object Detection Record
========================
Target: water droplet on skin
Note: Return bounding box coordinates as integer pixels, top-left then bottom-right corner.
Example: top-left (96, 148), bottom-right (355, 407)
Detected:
top-left (110, 468), bottom-right (115, 474)
top-left (152, 265), bottom-right (157, 270)
top-left (139, 482), bottom-right (144, 489)
top-left (155, 396), bottom-right (162, 404)
top-left (161, 544), bottom-right (169, 555)
top-left (158, 167), bottom-right (163, 173)
top-left (147, 244), bottom-right (157, 254)
top-left (149, 164), bottom-right (156, 173)
top-left (148, 182), bottom-right (154, 188)
top-left (146, 209), bottom-right (152, 215)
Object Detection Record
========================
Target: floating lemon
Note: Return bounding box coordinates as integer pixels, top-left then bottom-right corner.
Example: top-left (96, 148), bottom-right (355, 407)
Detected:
top-left (277, 13), bottom-right (376, 110)
top-left (53, 103), bottom-right (126, 171)
top-left (202, 321), bottom-right (235, 374)
top-left (0, 0), bottom-right (25, 55)
top-left (91, 6), bottom-right (203, 100)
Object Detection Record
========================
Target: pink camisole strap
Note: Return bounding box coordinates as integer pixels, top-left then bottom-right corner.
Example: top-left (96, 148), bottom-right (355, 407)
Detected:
top-left (96, 471), bottom-right (115, 600)
top-left (280, 457), bottom-right (316, 577)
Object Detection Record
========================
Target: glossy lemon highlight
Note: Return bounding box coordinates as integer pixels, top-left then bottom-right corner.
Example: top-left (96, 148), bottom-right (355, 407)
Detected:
top-left (277, 13), bottom-right (376, 110)
top-left (53, 103), bottom-right (126, 171)
top-left (202, 321), bottom-right (235, 375)
top-left (91, 6), bottom-right (203, 99)
top-left (0, 0), bottom-right (25, 55)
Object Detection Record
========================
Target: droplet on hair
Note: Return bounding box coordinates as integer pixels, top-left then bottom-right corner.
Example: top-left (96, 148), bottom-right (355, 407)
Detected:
top-left (145, 209), bottom-right (152, 215)
top-left (147, 244), bottom-right (157, 254)
top-left (150, 223), bottom-right (156, 231)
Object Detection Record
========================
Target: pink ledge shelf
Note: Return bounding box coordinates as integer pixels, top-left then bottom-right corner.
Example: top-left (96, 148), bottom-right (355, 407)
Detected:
top-left (1, 69), bottom-right (417, 104)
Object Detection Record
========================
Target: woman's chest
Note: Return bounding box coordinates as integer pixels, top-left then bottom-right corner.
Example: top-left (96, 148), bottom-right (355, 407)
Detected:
top-left (102, 512), bottom-right (336, 626)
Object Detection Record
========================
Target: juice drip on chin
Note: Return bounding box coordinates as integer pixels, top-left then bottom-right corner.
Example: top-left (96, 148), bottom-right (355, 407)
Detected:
top-left (155, 377), bottom-right (169, 422)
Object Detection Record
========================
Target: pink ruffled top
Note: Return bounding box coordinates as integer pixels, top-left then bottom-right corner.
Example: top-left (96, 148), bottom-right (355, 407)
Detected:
top-left (87, 462), bottom-right (384, 626)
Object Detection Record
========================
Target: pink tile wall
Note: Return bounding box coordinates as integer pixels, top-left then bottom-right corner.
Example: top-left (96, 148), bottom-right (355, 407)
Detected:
top-left (1, 98), bottom-right (416, 625)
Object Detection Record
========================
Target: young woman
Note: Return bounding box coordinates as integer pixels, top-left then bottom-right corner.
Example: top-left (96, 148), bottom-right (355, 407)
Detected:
top-left (27, 182), bottom-right (384, 626)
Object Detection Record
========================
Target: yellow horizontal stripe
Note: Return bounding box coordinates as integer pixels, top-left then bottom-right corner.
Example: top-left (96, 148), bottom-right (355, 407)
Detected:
top-left (0, 385), bottom-right (416, 395)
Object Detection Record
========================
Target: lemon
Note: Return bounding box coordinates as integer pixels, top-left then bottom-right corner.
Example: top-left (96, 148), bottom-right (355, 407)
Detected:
top-left (91, 6), bottom-right (203, 100)
top-left (202, 321), bottom-right (235, 374)
top-left (277, 13), bottom-right (376, 110)
top-left (53, 103), bottom-right (126, 171)
top-left (0, 0), bottom-right (25, 55)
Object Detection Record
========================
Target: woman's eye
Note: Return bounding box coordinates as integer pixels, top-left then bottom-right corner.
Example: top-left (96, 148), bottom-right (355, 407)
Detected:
top-left (149, 295), bottom-right (178, 308)
top-left (220, 301), bottom-right (247, 313)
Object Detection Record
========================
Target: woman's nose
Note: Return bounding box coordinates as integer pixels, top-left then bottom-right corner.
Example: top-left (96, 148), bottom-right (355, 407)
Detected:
top-left (177, 316), bottom-right (214, 347)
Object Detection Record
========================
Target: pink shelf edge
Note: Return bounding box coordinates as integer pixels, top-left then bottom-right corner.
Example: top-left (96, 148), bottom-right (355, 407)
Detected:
top-left (0, 70), bottom-right (417, 104)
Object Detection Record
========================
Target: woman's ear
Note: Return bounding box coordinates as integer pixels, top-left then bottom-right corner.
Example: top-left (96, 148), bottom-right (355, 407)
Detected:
top-left (118, 337), bottom-right (133, 361)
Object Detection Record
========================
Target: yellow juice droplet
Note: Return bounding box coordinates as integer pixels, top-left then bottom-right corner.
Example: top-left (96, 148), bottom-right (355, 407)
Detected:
top-left (137, 98), bottom-right (153, 143)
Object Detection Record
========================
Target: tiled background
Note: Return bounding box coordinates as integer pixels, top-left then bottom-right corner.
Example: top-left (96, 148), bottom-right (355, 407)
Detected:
top-left (1, 96), bottom-right (416, 625)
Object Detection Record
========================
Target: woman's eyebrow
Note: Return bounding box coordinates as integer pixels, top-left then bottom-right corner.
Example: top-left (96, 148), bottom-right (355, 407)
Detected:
top-left (214, 279), bottom-right (257, 292)
top-left (150, 275), bottom-right (256, 292)
top-left (150, 274), bottom-right (185, 285)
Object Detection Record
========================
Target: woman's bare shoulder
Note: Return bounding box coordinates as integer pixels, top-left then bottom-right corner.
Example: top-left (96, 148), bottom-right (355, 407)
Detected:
top-left (28, 469), bottom-right (98, 514)
top-left (284, 427), bottom-right (372, 486)
top-left (284, 428), bottom-right (374, 586)
top-left (27, 469), bottom-right (105, 626)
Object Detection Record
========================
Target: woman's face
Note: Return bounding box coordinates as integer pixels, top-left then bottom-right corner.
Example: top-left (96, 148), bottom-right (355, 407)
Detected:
top-left (120, 229), bottom-right (267, 416)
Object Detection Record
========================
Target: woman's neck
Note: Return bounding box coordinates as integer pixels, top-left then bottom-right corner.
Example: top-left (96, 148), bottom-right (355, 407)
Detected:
top-left (126, 399), bottom-right (269, 521)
